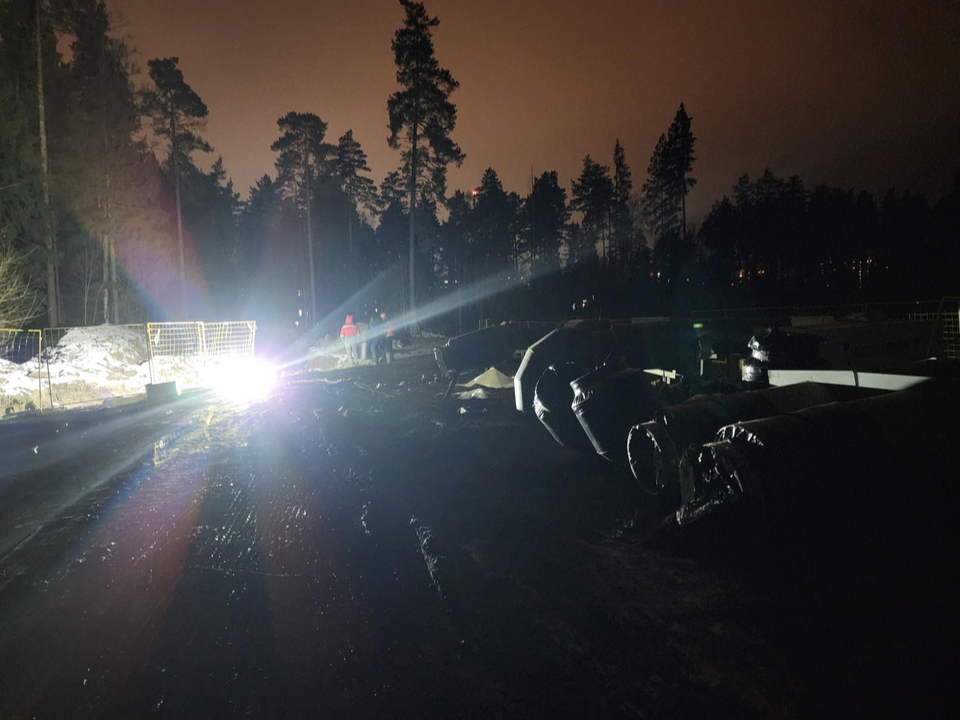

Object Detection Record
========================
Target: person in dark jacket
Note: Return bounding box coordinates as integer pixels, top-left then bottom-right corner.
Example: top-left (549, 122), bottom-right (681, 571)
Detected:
top-left (367, 313), bottom-right (384, 364)
top-left (339, 314), bottom-right (360, 365)
top-left (380, 312), bottom-right (395, 363)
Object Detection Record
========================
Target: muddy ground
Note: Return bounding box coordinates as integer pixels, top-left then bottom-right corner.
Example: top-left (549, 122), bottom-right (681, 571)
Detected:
top-left (0, 354), bottom-right (952, 719)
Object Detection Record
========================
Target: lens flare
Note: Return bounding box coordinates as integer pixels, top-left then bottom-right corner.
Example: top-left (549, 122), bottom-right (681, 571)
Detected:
top-left (207, 357), bottom-right (277, 403)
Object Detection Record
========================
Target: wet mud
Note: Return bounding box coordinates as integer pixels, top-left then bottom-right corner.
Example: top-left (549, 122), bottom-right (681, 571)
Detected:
top-left (0, 356), bottom-right (953, 718)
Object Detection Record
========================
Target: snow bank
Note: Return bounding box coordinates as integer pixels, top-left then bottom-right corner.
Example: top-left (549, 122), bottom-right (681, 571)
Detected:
top-left (148, 355), bottom-right (208, 389)
top-left (44, 325), bottom-right (149, 391)
top-left (0, 357), bottom-right (41, 413)
top-left (1, 324), bottom-right (231, 414)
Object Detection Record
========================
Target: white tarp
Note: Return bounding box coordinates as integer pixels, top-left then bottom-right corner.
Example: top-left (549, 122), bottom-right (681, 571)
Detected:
top-left (460, 367), bottom-right (514, 389)
top-left (455, 388), bottom-right (489, 400)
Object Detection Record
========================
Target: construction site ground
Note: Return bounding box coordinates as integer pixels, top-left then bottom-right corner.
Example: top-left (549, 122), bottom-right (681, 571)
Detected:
top-left (0, 353), bottom-right (950, 719)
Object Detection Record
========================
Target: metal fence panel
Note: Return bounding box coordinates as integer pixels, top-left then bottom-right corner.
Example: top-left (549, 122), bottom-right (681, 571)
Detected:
top-left (908, 297), bottom-right (960, 360)
top-left (146, 321), bottom-right (257, 390)
top-left (202, 321), bottom-right (257, 358)
top-left (0, 328), bottom-right (43, 413)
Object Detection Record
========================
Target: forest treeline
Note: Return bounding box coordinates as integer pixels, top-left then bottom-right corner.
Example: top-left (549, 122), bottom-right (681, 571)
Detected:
top-left (1, 0), bottom-right (958, 335)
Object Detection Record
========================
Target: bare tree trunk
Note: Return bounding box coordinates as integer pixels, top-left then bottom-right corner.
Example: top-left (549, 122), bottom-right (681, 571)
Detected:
top-left (174, 171), bottom-right (186, 317)
top-left (347, 208), bottom-right (353, 285)
top-left (169, 112), bottom-right (187, 318)
top-left (102, 233), bottom-right (110, 322)
top-left (82, 259), bottom-right (90, 325)
top-left (681, 183), bottom-right (687, 242)
top-left (304, 151), bottom-right (317, 324)
top-left (407, 123), bottom-right (419, 332)
top-left (36, 0), bottom-right (57, 327)
top-left (110, 236), bottom-right (118, 323)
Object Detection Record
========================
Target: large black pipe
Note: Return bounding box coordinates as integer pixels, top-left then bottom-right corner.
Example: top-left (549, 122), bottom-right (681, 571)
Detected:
top-left (571, 357), bottom-right (657, 464)
top-left (434, 321), bottom-right (556, 376)
top-left (627, 382), bottom-right (869, 498)
top-left (514, 320), bottom-right (616, 413)
top-left (533, 363), bottom-right (594, 451)
top-left (675, 379), bottom-right (960, 527)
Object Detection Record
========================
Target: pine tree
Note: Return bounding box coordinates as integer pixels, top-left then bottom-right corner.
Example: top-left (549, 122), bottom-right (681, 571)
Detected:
top-left (612, 139), bottom-right (634, 266)
top-left (666, 103), bottom-right (696, 240)
top-left (641, 133), bottom-right (678, 245)
top-left (336, 130), bottom-right (376, 268)
top-left (571, 155), bottom-right (614, 261)
top-left (141, 57), bottom-right (212, 317)
top-left (387, 0), bottom-right (464, 325)
top-left (182, 156), bottom-right (239, 317)
top-left (378, 170), bottom-right (408, 212)
top-left (441, 190), bottom-right (470, 285)
top-left (60, 0), bottom-right (154, 324)
top-left (270, 111), bottom-right (333, 325)
top-left (523, 171), bottom-right (569, 277)
top-left (472, 168), bottom-right (515, 283)
top-left (0, 75), bottom-right (49, 322)
top-left (0, 0), bottom-right (69, 324)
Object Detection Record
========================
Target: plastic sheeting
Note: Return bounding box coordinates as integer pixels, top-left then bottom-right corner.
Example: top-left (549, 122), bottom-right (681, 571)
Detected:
top-left (627, 382), bottom-right (859, 498)
top-left (570, 357), bottom-right (657, 464)
top-left (743, 327), bottom-right (827, 384)
top-left (455, 388), bottom-right (490, 400)
top-left (514, 321), bottom-right (617, 413)
top-left (674, 379), bottom-right (960, 527)
top-left (434, 322), bottom-right (556, 376)
top-left (460, 367), bottom-right (515, 389)
top-left (533, 363), bottom-right (593, 451)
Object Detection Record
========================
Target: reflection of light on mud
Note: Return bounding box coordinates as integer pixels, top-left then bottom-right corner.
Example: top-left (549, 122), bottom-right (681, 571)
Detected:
top-left (153, 437), bottom-right (169, 466)
top-left (15, 426), bottom-right (210, 711)
top-left (360, 503), bottom-right (371, 535)
top-left (410, 516), bottom-right (444, 599)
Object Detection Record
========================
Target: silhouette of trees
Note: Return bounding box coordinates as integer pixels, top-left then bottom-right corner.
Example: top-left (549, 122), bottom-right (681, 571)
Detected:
top-left (387, 0), bottom-right (464, 323)
top-left (142, 57), bottom-right (212, 314)
top-left (2, 3), bottom-right (959, 335)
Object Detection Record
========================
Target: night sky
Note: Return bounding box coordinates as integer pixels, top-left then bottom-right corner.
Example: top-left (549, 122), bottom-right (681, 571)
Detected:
top-left (106, 0), bottom-right (960, 218)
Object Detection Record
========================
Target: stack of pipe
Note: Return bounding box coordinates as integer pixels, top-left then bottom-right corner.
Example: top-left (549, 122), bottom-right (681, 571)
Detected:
top-left (674, 379), bottom-right (959, 527)
top-left (627, 382), bottom-right (865, 498)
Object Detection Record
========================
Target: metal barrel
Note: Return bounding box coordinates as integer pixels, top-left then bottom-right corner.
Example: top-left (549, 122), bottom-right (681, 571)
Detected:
top-left (676, 379), bottom-right (960, 527)
top-left (627, 382), bottom-right (854, 498)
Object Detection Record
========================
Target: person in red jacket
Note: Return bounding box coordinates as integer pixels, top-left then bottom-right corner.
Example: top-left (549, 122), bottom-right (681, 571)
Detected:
top-left (339, 314), bottom-right (360, 365)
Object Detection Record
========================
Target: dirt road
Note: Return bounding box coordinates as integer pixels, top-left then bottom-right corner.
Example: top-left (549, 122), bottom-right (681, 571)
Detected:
top-left (0, 355), bottom-right (950, 718)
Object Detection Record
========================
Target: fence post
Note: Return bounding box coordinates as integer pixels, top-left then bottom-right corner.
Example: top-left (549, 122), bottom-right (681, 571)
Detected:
top-left (34, 330), bottom-right (42, 414)
top-left (145, 323), bottom-right (155, 385)
top-left (43, 329), bottom-right (55, 411)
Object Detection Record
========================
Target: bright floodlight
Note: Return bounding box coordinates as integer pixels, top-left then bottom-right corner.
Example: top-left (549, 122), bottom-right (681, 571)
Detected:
top-left (207, 357), bottom-right (276, 403)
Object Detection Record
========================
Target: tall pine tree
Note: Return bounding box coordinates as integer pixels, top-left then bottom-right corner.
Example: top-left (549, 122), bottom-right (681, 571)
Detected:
top-left (641, 133), bottom-right (677, 245)
top-left (571, 155), bottom-right (614, 261)
top-left (141, 57), bottom-right (212, 316)
top-left (387, 0), bottom-right (464, 325)
top-left (271, 111), bottom-right (333, 325)
top-left (523, 171), bottom-right (568, 278)
top-left (666, 103), bottom-right (696, 240)
top-left (336, 129), bottom-right (376, 269)
top-left (612, 139), bottom-right (634, 266)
